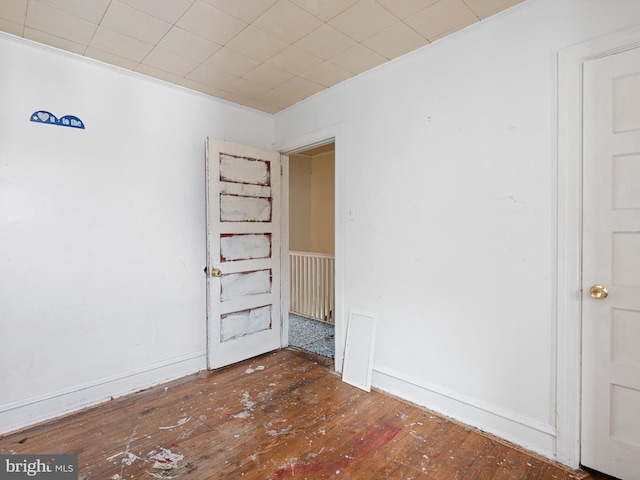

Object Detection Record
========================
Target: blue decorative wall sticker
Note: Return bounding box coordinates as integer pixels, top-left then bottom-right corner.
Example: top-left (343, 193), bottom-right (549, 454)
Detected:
top-left (30, 110), bottom-right (85, 129)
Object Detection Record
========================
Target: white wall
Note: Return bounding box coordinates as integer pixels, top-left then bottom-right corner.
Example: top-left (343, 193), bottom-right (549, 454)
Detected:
top-left (0, 34), bottom-right (274, 433)
top-left (274, 0), bottom-right (640, 463)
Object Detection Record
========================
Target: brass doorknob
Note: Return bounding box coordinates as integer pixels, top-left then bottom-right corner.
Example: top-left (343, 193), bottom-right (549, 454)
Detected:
top-left (589, 285), bottom-right (608, 299)
top-left (204, 266), bottom-right (223, 278)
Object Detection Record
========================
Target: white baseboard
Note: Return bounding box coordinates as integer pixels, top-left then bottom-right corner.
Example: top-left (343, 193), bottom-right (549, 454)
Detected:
top-left (372, 365), bottom-right (558, 462)
top-left (2, 353), bottom-right (559, 465)
top-left (0, 351), bottom-right (206, 435)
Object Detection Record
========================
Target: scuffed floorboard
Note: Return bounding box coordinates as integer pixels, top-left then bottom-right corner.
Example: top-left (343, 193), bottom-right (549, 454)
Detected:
top-left (0, 349), bottom-right (612, 479)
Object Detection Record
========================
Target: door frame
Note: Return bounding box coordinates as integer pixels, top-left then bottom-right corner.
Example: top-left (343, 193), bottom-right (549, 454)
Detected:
top-left (556, 25), bottom-right (640, 469)
top-left (274, 123), bottom-right (346, 372)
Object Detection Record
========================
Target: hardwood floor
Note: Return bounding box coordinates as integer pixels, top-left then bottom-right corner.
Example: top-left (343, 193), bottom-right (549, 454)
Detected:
top-left (0, 349), bottom-right (615, 479)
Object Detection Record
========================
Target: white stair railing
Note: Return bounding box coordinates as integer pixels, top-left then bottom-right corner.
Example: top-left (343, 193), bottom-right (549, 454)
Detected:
top-left (289, 251), bottom-right (335, 324)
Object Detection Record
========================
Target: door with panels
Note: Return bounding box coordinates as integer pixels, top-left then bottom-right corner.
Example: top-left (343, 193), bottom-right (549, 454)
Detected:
top-left (205, 139), bottom-right (282, 369)
top-left (581, 46), bottom-right (640, 479)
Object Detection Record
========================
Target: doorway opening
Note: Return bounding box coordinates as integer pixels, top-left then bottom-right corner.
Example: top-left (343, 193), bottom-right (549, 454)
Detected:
top-left (287, 142), bottom-right (335, 358)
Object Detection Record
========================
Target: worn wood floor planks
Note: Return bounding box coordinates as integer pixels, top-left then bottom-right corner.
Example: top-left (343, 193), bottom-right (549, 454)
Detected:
top-left (0, 349), bottom-right (615, 479)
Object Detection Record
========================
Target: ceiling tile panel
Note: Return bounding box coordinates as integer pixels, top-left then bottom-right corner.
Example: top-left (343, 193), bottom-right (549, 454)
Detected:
top-left (206, 86), bottom-right (249, 103)
top-left (0, 0), bottom-right (27, 24)
top-left (259, 88), bottom-right (301, 109)
top-left (375, 0), bottom-right (439, 19)
top-left (89, 26), bottom-right (154, 62)
top-left (187, 63), bottom-right (238, 89)
top-left (204, 47), bottom-right (260, 76)
top-left (463, 0), bottom-right (523, 19)
top-left (252, 0), bottom-right (322, 44)
top-left (118, 0), bottom-right (195, 24)
top-left (363, 21), bottom-right (428, 59)
top-left (177, 77), bottom-right (214, 95)
top-left (331, 43), bottom-right (387, 74)
top-left (207, 86), bottom-right (280, 112)
top-left (177, 1), bottom-right (247, 45)
top-left (32, 0), bottom-right (110, 24)
top-left (301, 61), bottom-right (353, 87)
top-left (404, 0), bottom-right (478, 41)
top-left (290, 0), bottom-right (359, 22)
top-left (266, 46), bottom-right (322, 76)
top-left (0, 18), bottom-right (22, 35)
top-left (220, 92), bottom-right (280, 113)
top-left (26, 1), bottom-right (97, 44)
top-left (24, 27), bottom-right (85, 55)
top-left (241, 100), bottom-right (280, 113)
top-left (225, 26), bottom-right (288, 62)
top-left (135, 63), bottom-right (183, 84)
top-left (328, 0), bottom-right (398, 42)
top-left (222, 77), bottom-right (271, 99)
top-left (158, 27), bottom-right (220, 63)
top-left (202, 0), bottom-right (277, 23)
top-left (275, 76), bottom-right (324, 100)
top-left (0, 0), bottom-right (523, 113)
top-left (242, 63), bottom-right (294, 89)
top-left (101, 1), bottom-right (172, 45)
top-left (141, 47), bottom-right (200, 77)
top-left (294, 24), bottom-right (355, 60)
top-left (85, 47), bottom-right (139, 70)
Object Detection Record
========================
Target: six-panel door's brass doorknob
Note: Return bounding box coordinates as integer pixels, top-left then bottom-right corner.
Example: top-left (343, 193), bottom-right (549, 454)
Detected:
top-left (204, 266), bottom-right (223, 278)
top-left (589, 285), bottom-right (608, 299)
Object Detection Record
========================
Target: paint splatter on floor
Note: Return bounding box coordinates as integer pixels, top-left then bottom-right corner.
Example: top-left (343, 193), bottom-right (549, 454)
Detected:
top-left (107, 425), bottom-right (184, 478)
top-left (106, 450), bottom-right (139, 466)
top-left (276, 422), bottom-right (401, 478)
top-left (148, 448), bottom-right (184, 470)
top-left (231, 391), bottom-right (256, 419)
top-left (159, 417), bottom-right (191, 430)
top-left (177, 415), bottom-right (207, 440)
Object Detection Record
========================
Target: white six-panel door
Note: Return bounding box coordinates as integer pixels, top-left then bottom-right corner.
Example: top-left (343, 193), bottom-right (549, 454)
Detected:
top-left (581, 46), bottom-right (640, 479)
top-left (205, 139), bottom-right (282, 370)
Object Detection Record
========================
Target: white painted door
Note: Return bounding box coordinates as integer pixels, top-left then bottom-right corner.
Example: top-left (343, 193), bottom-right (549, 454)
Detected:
top-left (205, 138), bottom-right (282, 369)
top-left (582, 46), bottom-right (640, 479)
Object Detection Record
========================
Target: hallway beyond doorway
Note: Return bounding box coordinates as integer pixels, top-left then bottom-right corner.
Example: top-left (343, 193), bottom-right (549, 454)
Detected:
top-left (289, 313), bottom-right (334, 358)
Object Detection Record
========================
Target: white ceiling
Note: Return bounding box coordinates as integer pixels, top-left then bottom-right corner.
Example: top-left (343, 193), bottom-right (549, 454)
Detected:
top-left (0, 0), bottom-right (523, 113)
